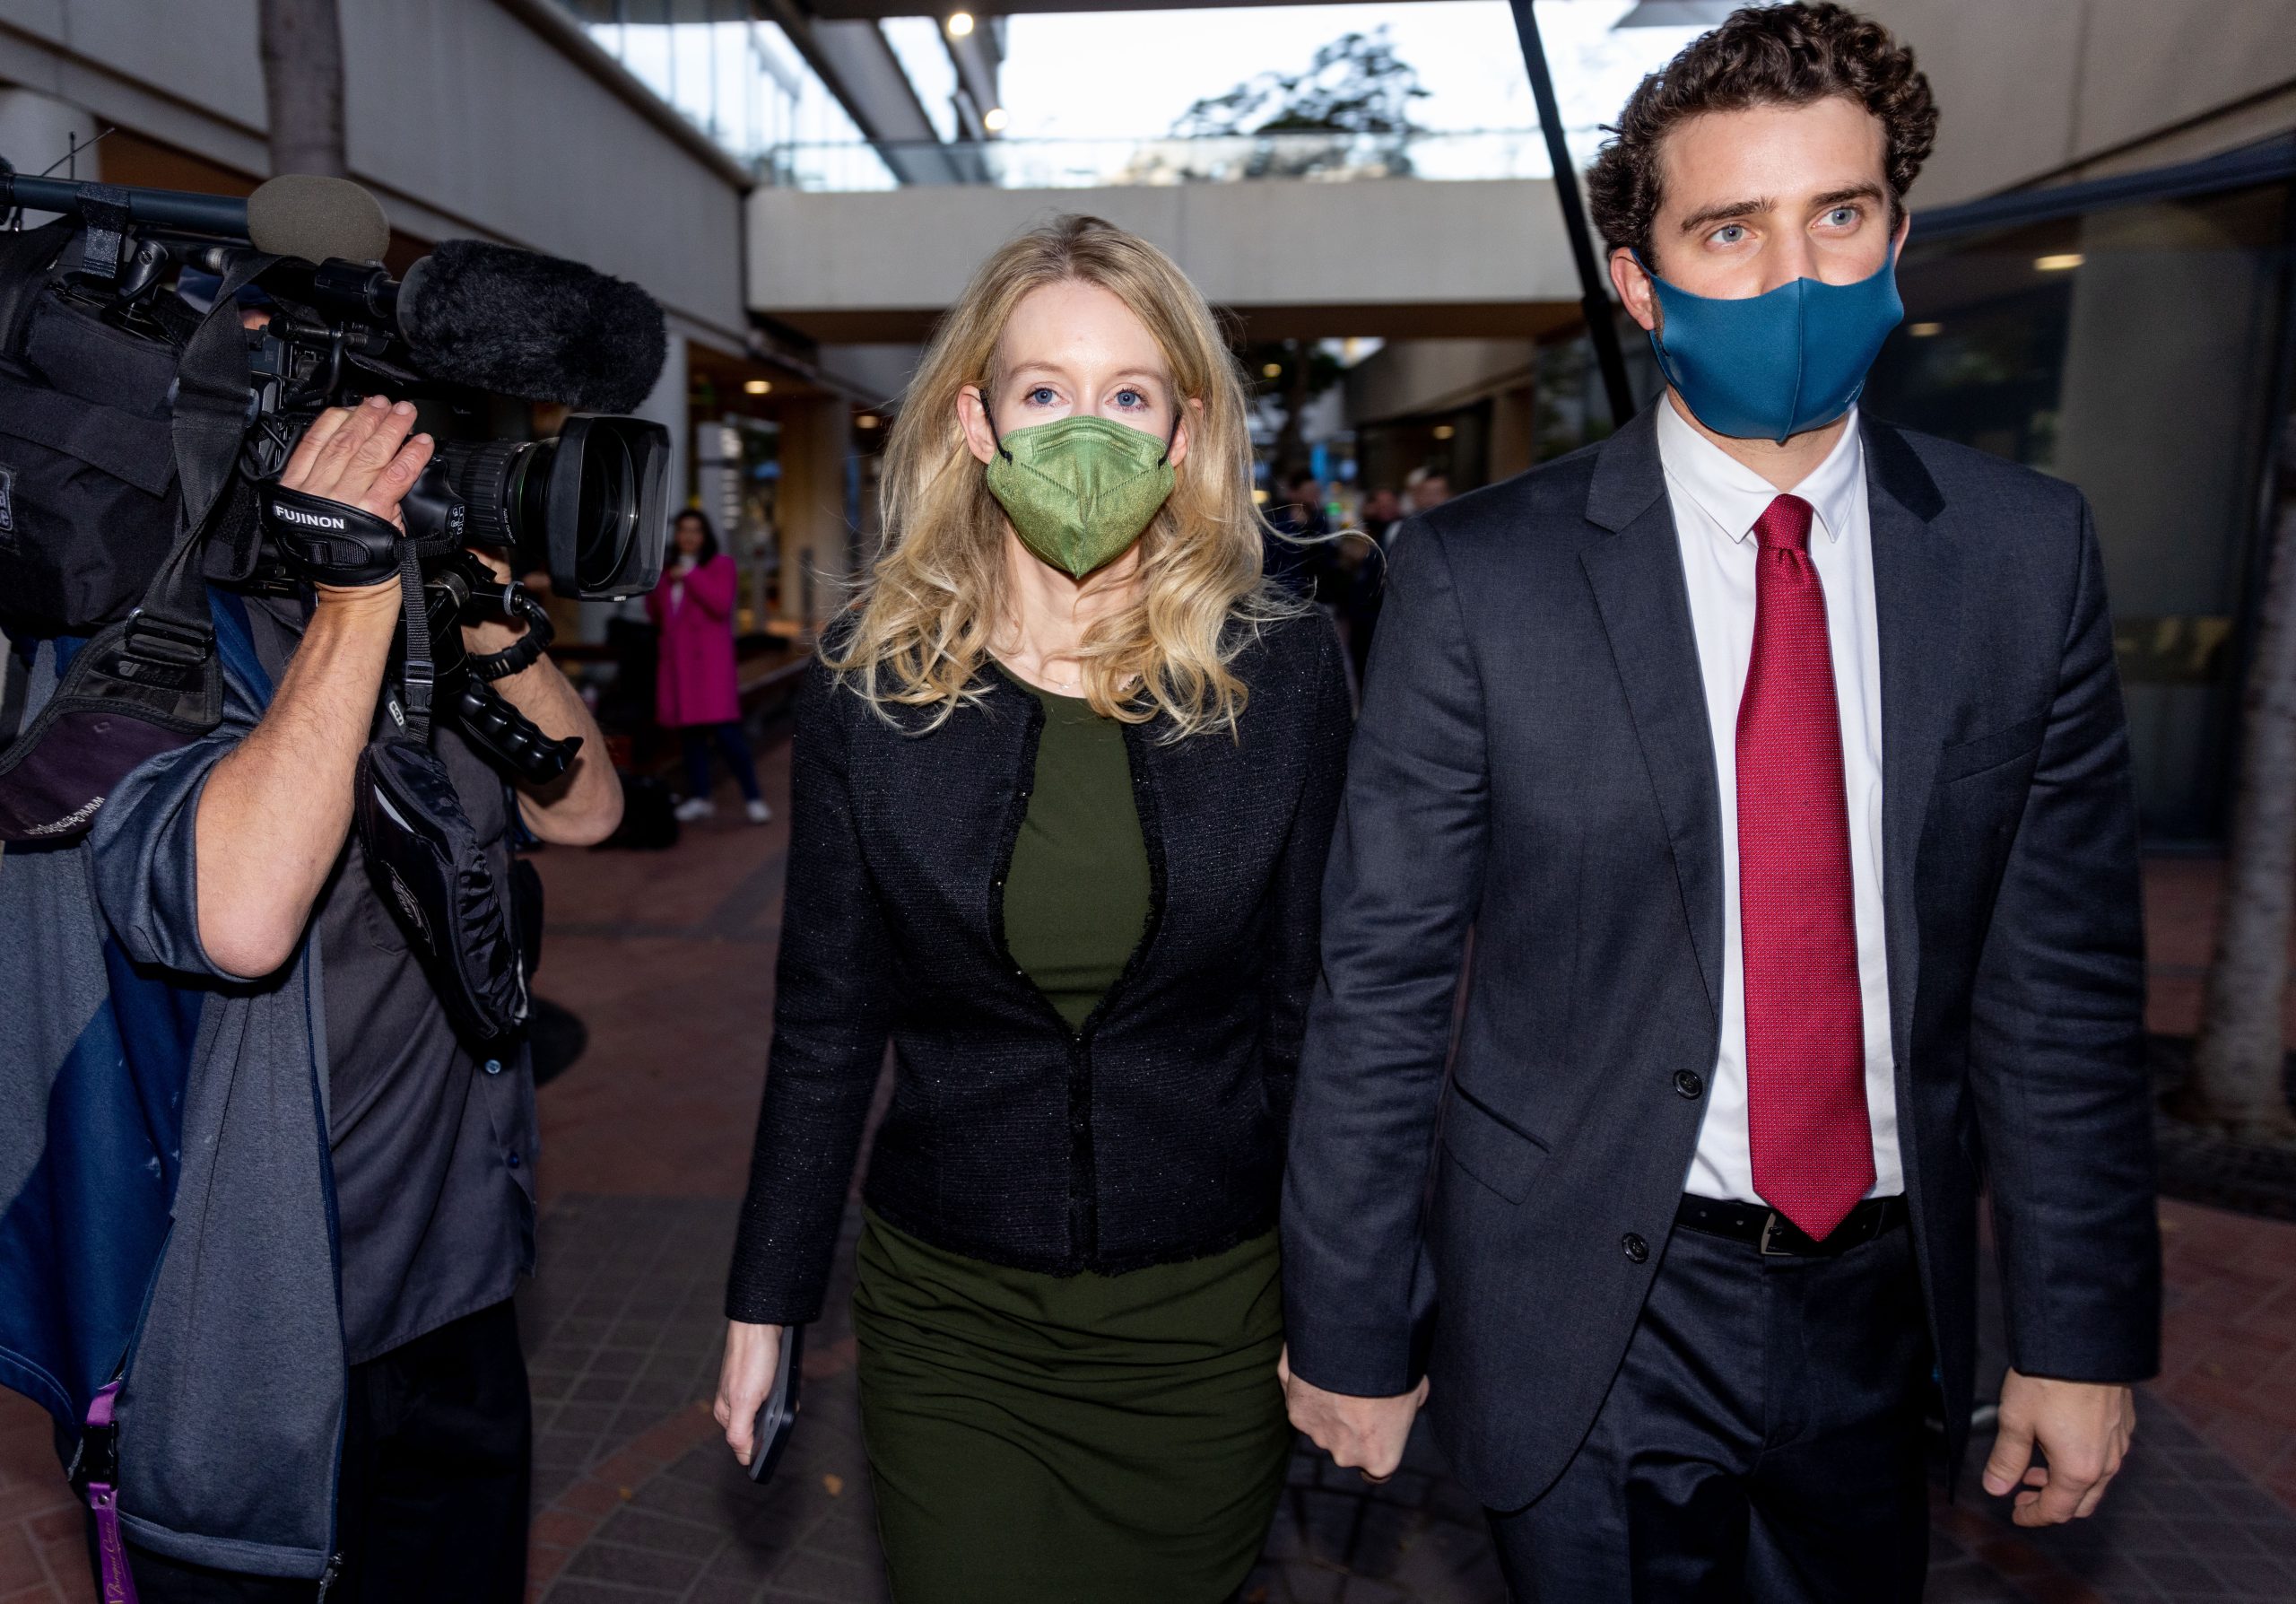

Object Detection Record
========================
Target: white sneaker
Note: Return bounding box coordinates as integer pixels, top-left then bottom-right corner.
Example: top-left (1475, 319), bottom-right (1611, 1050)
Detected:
top-left (745, 798), bottom-right (773, 824)
top-left (674, 797), bottom-right (717, 823)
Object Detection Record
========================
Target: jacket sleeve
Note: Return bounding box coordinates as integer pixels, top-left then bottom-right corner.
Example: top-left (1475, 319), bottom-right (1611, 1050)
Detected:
top-left (87, 655), bottom-right (268, 983)
top-left (725, 659), bottom-right (899, 1324)
top-left (1258, 616), bottom-right (1354, 1126)
top-left (685, 555), bottom-right (740, 621)
top-left (1282, 519), bottom-right (1487, 1397)
top-left (1968, 497), bottom-right (2159, 1383)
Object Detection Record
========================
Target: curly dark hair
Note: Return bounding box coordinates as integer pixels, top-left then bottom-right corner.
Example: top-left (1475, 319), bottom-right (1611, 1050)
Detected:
top-left (1587, 3), bottom-right (1937, 273)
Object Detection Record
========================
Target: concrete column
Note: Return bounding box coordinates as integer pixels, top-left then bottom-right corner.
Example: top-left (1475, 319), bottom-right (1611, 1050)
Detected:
top-left (1489, 383), bottom-right (1537, 484)
top-left (0, 90), bottom-right (99, 222)
top-left (776, 397), bottom-right (856, 634)
top-left (2051, 198), bottom-right (2283, 833)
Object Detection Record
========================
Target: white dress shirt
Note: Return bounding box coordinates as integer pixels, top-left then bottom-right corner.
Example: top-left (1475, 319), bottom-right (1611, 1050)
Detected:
top-left (1656, 397), bottom-right (1903, 1204)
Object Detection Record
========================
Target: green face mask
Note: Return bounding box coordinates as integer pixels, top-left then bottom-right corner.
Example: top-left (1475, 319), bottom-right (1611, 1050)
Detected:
top-left (982, 406), bottom-right (1180, 580)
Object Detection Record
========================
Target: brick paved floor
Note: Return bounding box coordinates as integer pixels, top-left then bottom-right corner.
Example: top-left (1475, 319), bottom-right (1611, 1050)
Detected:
top-left (8, 731), bottom-right (2296, 1604)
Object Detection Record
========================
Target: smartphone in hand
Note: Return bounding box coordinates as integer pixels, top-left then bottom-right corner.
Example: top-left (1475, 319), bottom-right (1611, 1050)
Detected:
top-left (746, 1324), bottom-right (804, 1484)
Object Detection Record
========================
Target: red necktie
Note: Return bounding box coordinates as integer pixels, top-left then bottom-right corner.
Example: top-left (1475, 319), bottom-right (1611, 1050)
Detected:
top-left (1737, 493), bottom-right (1873, 1241)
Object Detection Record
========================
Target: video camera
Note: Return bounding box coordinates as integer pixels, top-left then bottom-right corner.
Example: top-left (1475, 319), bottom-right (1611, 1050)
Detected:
top-left (0, 168), bottom-right (673, 841)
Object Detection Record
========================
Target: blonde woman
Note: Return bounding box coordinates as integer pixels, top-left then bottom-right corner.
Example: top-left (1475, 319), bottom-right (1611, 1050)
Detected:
top-left (711, 214), bottom-right (1351, 1600)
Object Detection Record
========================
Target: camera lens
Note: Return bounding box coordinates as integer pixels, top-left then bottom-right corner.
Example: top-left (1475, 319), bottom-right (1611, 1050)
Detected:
top-left (434, 416), bottom-right (670, 600)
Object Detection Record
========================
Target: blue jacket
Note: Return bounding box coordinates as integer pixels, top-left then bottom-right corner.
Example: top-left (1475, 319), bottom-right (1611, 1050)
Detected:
top-left (0, 593), bottom-right (349, 1580)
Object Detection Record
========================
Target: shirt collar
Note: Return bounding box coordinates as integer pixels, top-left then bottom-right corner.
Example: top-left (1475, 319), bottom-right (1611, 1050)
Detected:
top-left (1655, 395), bottom-right (1866, 546)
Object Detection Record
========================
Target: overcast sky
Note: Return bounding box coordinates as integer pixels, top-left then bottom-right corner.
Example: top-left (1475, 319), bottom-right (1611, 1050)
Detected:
top-left (995, 0), bottom-right (1709, 153)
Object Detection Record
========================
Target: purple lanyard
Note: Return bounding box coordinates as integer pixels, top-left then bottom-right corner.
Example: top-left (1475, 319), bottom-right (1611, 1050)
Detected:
top-left (84, 1382), bottom-right (138, 1603)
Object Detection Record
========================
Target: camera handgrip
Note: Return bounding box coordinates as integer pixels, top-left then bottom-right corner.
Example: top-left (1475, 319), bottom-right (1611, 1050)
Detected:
top-left (263, 485), bottom-right (402, 588)
top-left (453, 678), bottom-right (581, 785)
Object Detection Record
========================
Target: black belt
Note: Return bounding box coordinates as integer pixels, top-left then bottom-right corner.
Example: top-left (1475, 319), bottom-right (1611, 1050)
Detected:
top-left (1674, 1194), bottom-right (1907, 1258)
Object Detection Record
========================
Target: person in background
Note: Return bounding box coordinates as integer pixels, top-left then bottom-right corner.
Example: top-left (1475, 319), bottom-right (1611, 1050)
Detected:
top-left (647, 509), bottom-right (770, 825)
top-left (1405, 468), bottom-right (1451, 513)
top-left (1262, 467), bottom-right (1328, 596)
top-left (712, 214), bottom-right (1351, 1604)
top-left (1359, 485), bottom-right (1405, 549)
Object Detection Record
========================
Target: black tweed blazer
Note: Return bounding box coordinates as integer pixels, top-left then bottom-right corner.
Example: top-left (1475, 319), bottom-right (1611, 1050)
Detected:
top-left (726, 610), bottom-right (1352, 1324)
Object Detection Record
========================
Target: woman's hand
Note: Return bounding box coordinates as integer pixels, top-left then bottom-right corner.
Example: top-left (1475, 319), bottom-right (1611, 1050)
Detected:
top-left (713, 1321), bottom-right (784, 1466)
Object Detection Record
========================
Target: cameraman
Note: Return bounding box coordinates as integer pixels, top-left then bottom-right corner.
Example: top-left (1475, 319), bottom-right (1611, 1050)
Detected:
top-left (101, 394), bottom-right (620, 1603)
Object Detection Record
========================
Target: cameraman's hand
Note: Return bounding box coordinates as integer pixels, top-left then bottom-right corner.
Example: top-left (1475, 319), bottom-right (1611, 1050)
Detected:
top-left (460, 545), bottom-right (623, 844)
top-left (460, 546), bottom-right (527, 655)
top-left (280, 397), bottom-right (435, 578)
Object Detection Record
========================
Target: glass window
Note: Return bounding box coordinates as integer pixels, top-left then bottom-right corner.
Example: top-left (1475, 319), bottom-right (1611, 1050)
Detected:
top-left (1866, 182), bottom-right (2293, 842)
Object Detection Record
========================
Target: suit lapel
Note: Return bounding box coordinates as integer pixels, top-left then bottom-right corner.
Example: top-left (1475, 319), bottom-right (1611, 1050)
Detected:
top-left (1862, 415), bottom-right (1954, 1063)
top-left (1579, 410), bottom-right (1726, 1020)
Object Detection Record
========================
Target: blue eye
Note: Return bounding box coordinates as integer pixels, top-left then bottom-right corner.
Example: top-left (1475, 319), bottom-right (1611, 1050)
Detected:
top-left (1026, 386), bottom-right (1056, 405)
top-left (1116, 388), bottom-right (1148, 409)
top-left (1824, 206), bottom-right (1858, 227)
top-left (1712, 223), bottom-right (1747, 246)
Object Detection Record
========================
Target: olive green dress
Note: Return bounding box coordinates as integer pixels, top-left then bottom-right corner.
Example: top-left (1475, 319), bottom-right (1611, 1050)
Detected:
top-left (850, 673), bottom-right (1292, 1604)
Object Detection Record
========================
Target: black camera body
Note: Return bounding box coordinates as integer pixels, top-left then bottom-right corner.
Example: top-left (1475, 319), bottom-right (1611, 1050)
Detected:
top-left (233, 249), bottom-right (671, 604)
top-left (227, 251), bottom-right (671, 781)
top-left (0, 169), bottom-right (673, 797)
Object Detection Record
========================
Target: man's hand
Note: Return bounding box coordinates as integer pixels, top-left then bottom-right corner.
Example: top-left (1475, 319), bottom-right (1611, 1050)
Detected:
top-left (1982, 1370), bottom-right (2135, 1526)
top-left (457, 547), bottom-right (534, 656)
top-left (282, 395), bottom-right (434, 544)
top-left (1280, 1346), bottom-right (1428, 1483)
top-left (194, 398), bottom-right (431, 979)
top-left (714, 1321), bottom-right (784, 1467)
top-left (450, 545), bottom-right (623, 843)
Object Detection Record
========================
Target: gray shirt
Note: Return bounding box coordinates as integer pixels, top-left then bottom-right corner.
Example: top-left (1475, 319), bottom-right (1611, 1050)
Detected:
top-left (248, 595), bottom-right (538, 1364)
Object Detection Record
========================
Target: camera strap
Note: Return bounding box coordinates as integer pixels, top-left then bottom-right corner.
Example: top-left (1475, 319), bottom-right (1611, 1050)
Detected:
top-left (124, 248), bottom-right (279, 670)
top-left (393, 537), bottom-right (434, 742)
top-left (356, 539), bottom-right (533, 1044)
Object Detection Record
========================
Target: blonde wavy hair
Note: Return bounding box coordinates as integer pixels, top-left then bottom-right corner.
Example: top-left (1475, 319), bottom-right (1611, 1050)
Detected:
top-left (823, 214), bottom-right (1292, 737)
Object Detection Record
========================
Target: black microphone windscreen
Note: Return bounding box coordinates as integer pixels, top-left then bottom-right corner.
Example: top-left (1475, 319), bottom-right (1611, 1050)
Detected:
top-left (246, 175), bottom-right (390, 265)
top-left (396, 240), bottom-right (667, 414)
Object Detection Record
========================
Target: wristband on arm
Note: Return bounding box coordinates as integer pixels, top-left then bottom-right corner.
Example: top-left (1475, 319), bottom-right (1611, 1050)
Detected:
top-left (259, 484), bottom-right (402, 588)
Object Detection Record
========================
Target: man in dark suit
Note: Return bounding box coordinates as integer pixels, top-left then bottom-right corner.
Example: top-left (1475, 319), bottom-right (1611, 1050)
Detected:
top-left (1279, 6), bottom-right (2158, 1598)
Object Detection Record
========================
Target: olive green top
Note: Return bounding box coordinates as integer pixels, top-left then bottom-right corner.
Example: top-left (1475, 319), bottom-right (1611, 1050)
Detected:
top-left (999, 670), bottom-right (1152, 1032)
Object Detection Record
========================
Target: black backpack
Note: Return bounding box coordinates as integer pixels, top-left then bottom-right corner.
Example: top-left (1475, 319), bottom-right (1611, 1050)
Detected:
top-left (0, 220), bottom-right (271, 842)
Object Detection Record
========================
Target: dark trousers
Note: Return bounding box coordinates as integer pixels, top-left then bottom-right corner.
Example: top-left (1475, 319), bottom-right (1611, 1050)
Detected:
top-left (1487, 1219), bottom-right (1931, 1604)
top-left (104, 1300), bottom-right (531, 1603)
top-left (680, 721), bottom-right (761, 804)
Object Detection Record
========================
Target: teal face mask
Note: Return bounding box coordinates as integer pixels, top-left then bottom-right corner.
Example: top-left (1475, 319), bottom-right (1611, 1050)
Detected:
top-left (982, 405), bottom-right (1179, 580)
top-left (1639, 248), bottom-right (1904, 444)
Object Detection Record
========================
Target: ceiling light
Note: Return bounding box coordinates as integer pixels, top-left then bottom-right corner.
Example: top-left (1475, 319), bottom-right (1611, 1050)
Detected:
top-left (744, 379), bottom-right (772, 396)
top-left (1261, 362), bottom-right (1282, 379)
top-left (946, 11), bottom-right (974, 37)
top-left (983, 107), bottom-right (1009, 134)
top-left (857, 414), bottom-right (881, 429)
top-left (1252, 488), bottom-right (1269, 505)
top-left (2035, 252), bottom-right (2084, 272)
top-left (1909, 321), bottom-right (1943, 337)
top-left (1432, 423), bottom-right (1457, 440)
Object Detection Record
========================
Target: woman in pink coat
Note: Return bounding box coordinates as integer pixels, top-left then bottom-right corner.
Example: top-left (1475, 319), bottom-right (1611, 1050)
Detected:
top-left (647, 510), bottom-right (770, 824)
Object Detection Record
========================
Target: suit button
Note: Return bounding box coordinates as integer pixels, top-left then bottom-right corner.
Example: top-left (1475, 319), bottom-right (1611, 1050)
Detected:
top-left (1622, 1233), bottom-right (1648, 1264)
top-left (483, 1059), bottom-right (503, 1077)
top-left (1674, 1069), bottom-right (1703, 1099)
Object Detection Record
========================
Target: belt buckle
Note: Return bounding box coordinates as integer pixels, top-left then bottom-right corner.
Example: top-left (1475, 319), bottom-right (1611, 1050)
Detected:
top-left (1758, 1210), bottom-right (1794, 1257)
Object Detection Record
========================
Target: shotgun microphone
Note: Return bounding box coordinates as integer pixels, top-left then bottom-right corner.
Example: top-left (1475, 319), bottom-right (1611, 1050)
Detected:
top-left (395, 240), bottom-right (667, 414)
